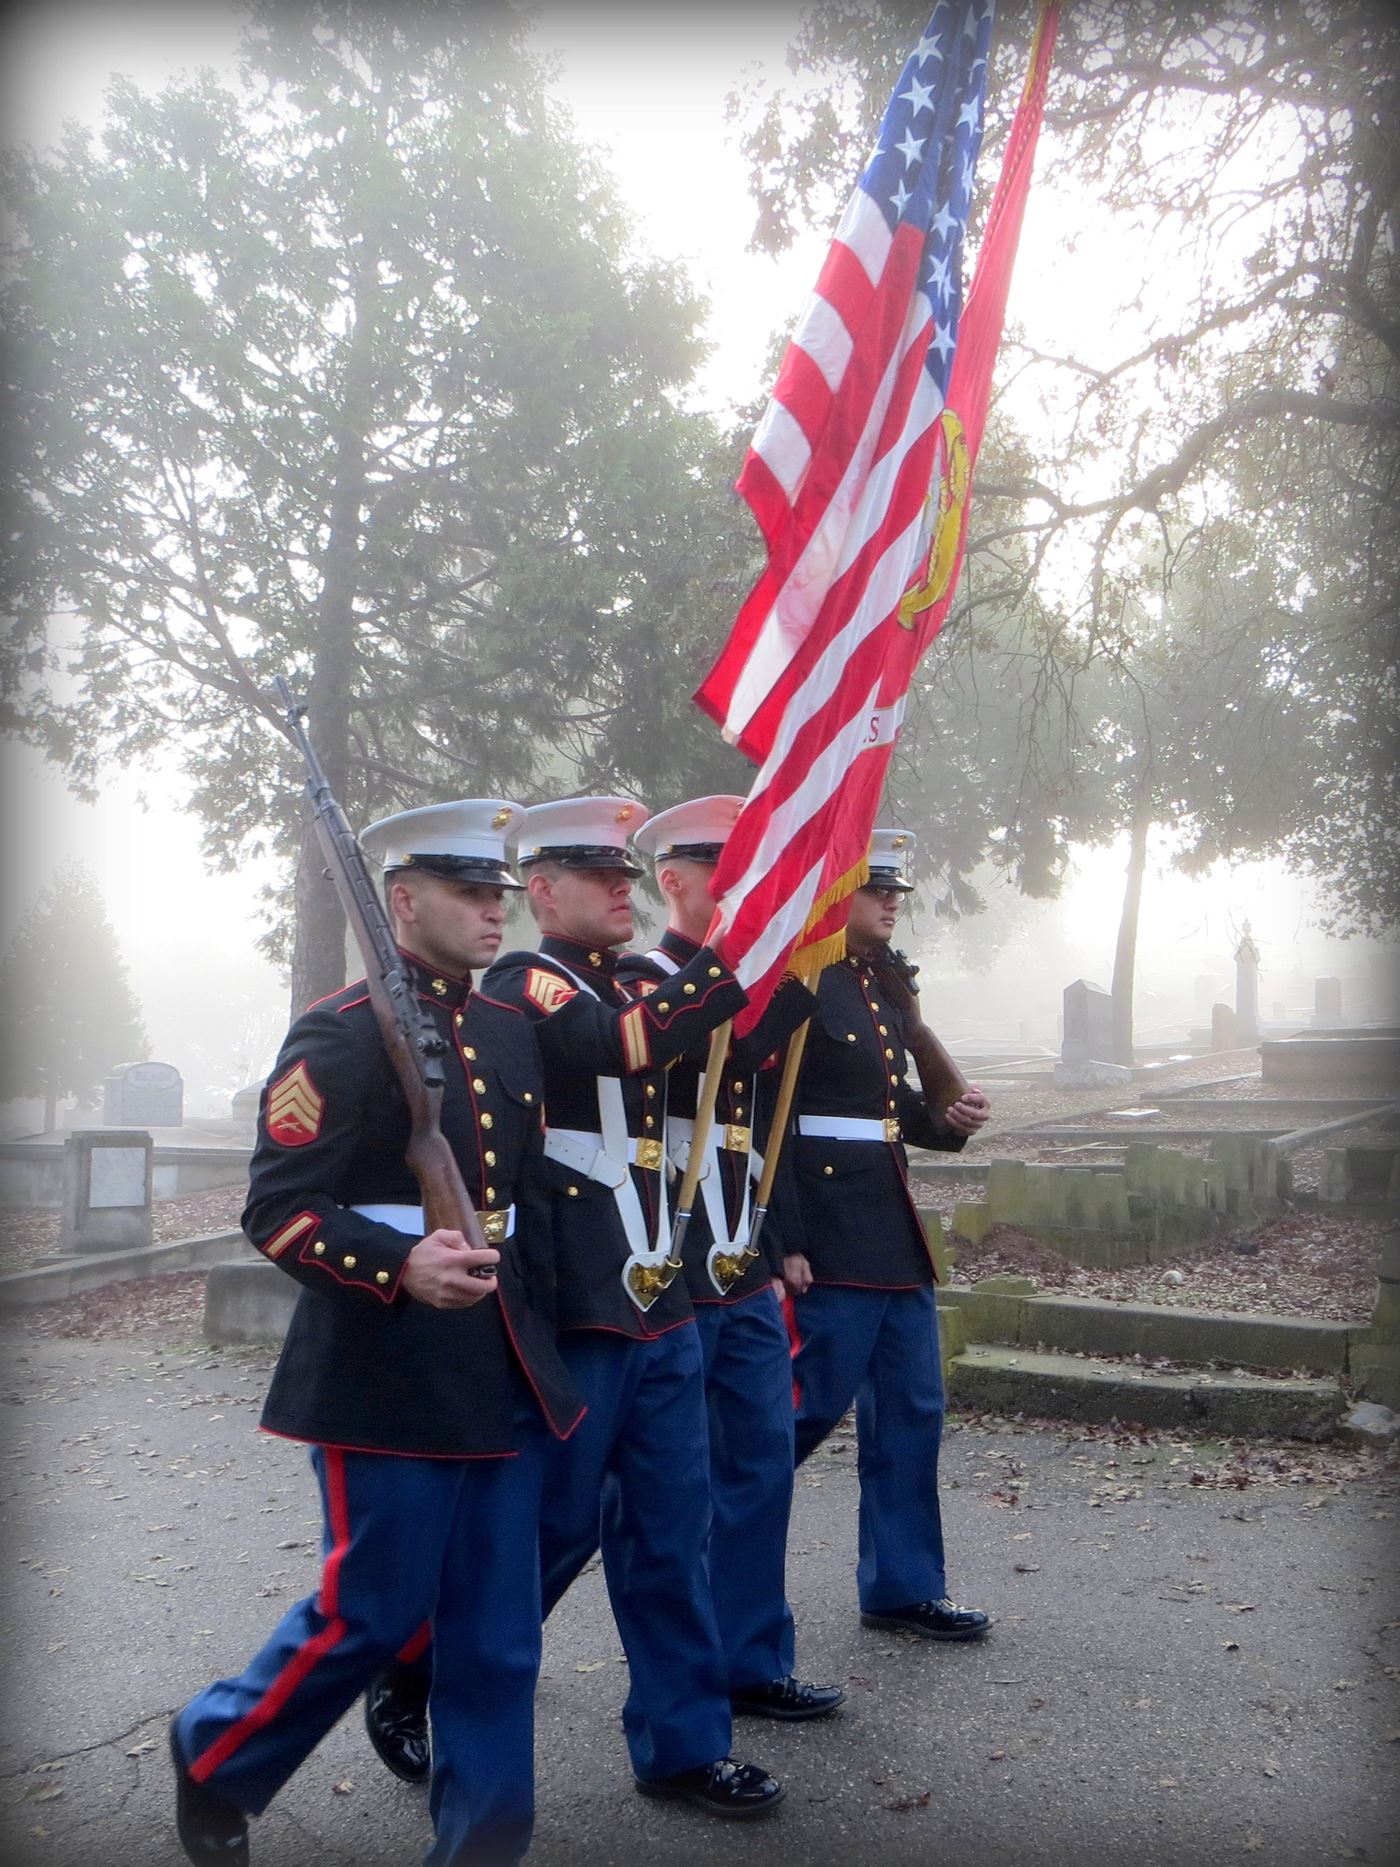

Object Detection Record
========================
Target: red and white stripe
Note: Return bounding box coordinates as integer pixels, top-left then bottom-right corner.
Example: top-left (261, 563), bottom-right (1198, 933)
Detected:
top-left (697, 195), bottom-right (952, 1018)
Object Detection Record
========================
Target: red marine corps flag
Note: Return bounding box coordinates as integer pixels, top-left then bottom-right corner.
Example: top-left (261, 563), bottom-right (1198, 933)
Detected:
top-left (697, 0), bottom-right (1059, 1031)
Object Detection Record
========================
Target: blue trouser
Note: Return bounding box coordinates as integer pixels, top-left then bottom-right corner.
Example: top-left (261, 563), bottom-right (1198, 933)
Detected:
top-left (689, 1287), bottom-right (797, 1687)
top-left (790, 1283), bottom-right (947, 1612)
top-left (541, 1325), bottom-right (732, 1780)
top-left (176, 1429), bottom-right (546, 1867)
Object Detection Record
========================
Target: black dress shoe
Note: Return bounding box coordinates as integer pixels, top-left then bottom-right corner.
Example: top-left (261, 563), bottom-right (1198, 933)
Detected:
top-left (635, 1757), bottom-right (784, 1819)
top-left (364, 1664), bottom-right (431, 1786)
top-left (170, 1720), bottom-right (249, 1866)
top-left (860, 1598), bottom-right (991, 1641)
top-left (731, 1675), bottom-right (846, 1720)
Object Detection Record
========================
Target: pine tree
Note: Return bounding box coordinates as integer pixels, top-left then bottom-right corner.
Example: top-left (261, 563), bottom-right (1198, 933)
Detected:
top-left (0, 866), bottom-right (150, 1131)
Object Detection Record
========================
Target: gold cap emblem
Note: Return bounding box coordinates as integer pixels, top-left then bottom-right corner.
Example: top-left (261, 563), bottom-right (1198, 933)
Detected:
top-left (616, 804), bottom-right (634, 823)
top-left (491, 808), bottom-right (511, 829)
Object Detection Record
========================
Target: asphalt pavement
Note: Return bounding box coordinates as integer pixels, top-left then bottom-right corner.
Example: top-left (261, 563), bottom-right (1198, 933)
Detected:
top-left (0, 1329), bottom-right (1396, 1867)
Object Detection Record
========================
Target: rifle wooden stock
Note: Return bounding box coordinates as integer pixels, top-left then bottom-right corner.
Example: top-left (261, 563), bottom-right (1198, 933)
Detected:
top-left (866, 944), bottom-right (968, 1119)
top-left (276, 677), bottom-right (489, 1258)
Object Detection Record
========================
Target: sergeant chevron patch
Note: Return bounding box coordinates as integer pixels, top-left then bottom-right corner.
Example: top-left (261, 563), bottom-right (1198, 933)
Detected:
top-left (523, 968), bottom-right (578, 1016)
top-left (266, 1060), bottom-right (325, 1147)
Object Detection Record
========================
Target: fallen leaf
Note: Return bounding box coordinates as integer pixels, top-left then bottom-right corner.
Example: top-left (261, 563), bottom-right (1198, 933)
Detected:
top-left (1014, 1562), bottom-right (1041, 1573)
top-left (1222, 1603), bottom-right (1257, 1613)
top-left (575, 1661), bottom-right (605, 1673)
top-left (1158, 1776), bottom-right (1177, 1788)
top-left (1224, 1640), bottom-right (1241, 1651)
top-left (331, 1779), bottom-right (354, 1795)
top-left (885, 1791), bottom-right (931, 1812)
top-left (988, 1750), bottom-right (1006, 1762)
top-left (126, 1740), bottom-right (156, 1757)
top-left (1263, 1762), bottom-right (1279, 1778)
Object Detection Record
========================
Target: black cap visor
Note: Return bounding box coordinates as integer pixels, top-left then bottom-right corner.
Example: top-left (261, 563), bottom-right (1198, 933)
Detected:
top-left (862, 867), bottom-right (915, 894)
top-left (387, 854), bottom-right (524, 890)
top-left (516, 843), bottom-right (644, 878)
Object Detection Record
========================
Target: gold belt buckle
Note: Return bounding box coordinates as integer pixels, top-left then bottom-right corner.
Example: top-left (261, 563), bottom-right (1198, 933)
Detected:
top-left (722, 1123), bottom-right (752, 1154)
top-left (883, 1116), bottom-right (901, 1144)
top-left (480, 1210), bottom-right (509, 1244)
top-left (634, 1138), bottom-right (664, 1172)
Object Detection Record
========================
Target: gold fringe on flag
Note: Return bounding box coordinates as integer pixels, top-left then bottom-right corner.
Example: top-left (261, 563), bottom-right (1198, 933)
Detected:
top-left (787, 856), bottom-right (871, 983)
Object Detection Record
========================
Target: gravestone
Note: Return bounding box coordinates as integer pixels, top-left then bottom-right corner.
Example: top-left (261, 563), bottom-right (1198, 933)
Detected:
top-left (1234, 923), bottom-right (1261, 1042)
top-left (1314, 977), bottom-right (1343, 1026)
top-left (1055, 979), bottom-right (1129, 1087)
top-left (1212, 1003), bottom-right (1240, 1050)
top-left (58, 1129), bottom-right (153, 1254)
top-left (103, 1060), bottom-right (183, 1128)
top-left (231, 1086), bottom-right (262, 1142)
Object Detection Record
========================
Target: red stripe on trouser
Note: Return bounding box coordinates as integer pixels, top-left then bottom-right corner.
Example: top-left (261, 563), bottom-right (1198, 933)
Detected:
top-left (397, 1621), bottom-right (432, 1665)
top-left (783, 1291), bottom-right (802, 1411)
top-left (188, 1449), bottom-right (353, 1784)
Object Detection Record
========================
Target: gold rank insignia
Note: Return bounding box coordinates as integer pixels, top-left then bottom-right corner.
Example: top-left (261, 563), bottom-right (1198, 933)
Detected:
top-left (492, 808), bottom-right (512, 828)
top-left (263, 1211), bottom-right (318, 1259)
top-left (523, 967), bottom-right (578, 1015)
top-left (266, 1061), bottom-right (325, 1147)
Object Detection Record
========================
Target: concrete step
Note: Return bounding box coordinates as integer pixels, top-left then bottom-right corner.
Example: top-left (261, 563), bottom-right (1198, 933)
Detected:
top-left (947, 1341), bottom-right (1346, 1441)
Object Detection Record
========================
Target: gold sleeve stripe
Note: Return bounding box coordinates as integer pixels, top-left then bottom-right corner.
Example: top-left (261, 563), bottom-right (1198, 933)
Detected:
top-left (620, 1002), bottom-right (652, 1072)
top-left (264, 1212), bottom-right (317, 1260)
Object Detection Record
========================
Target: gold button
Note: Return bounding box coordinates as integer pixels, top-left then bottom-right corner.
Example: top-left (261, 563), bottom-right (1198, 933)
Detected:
top-left (708, 966), bottom-right (721, 978)
top-left (567, 1185), bottom-right (579, 1197)
top-left (885, 1048), bottom-right (895, 1059)
top-left (733, 1080), bottom-right (743, 1093)
top-left (879, 1024), bottom-right (889, 1035)
top-left (655, 1002), bottom-right (668, 1013)
top-left (870, 1001), bottom-right (881, 1012)
top-left (644, 1115), bottom-right (655, 1129)
top-left (823, 1164), bottom-right (834, 1176)
top-left (683, 982), bottom-right (696, 995)
top-left (313, 1241), bottom-right (325, 1256)
top-left (431, 978), bottom-right (447, 995)
top-left (484, 1149), bottom-right (497, 1166)
top-left (481, 1113), bottom-right (494, 1129)
top-left (455, 1013), bottom-right (464, 1027)
top-left (375, 1270), bottom-right (389, 1285)
top-left (733, 1107), bottom-right (744, 1121)
top-left (522, 1092), bottom-right (533, 1104)
top-left (485, 1187), bottom-right (495, 1203)
top-left (588, 951), bottom-right (602, 966)
top-left (343, 1255), bottom-right (357, 1269)
top-left (645, 1083), bottom-right (656, 1098)
top-left (463, 1045), bottom-right (477, 1060)
top-left (473, 1077), bottom-right (487, 1093)
top-left (846, 1033), bottom-right (857, 1043)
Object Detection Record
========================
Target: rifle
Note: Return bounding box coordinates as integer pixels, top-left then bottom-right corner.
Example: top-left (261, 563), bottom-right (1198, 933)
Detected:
top-left (865, 943), bottom-right (968, 1119)
top-left (273, 677), bottom-right (493, 1263)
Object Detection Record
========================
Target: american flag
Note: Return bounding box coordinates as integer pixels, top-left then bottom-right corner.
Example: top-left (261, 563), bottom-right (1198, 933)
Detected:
top-left (697, 0), bottom-right (1056, 1028)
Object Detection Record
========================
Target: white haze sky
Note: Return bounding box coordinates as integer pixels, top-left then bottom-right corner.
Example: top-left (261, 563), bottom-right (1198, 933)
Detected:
top-left (2, 1), bottom-right (1383, 1117)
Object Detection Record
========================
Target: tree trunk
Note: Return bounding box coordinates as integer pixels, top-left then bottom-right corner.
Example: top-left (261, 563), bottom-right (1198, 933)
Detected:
top-left (1110, 808), bottom-right (1152, 1066)
top-left (43, 1089), bottom-right (57, 1133)
top-left (288, 236), bottom-right (379, 1016)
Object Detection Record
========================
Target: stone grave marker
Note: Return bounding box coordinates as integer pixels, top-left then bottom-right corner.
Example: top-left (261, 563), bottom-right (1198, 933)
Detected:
top-left (103, 1060), bottom-right (183, 1128)
top-left (58, 1129), bottom-right (153, 1254)
top-left (1055, 979), bottom-right (1129, 1086)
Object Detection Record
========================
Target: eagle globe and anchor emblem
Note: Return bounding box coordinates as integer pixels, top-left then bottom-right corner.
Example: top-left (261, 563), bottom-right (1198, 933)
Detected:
top-left (898, 407), bottom-right (971, 630)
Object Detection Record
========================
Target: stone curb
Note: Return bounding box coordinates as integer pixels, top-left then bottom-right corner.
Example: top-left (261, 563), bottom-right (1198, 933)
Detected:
top-left (938, 1285), bottom-right (1358, 1375)
top-left (0, 1228), bottom-right (254, 1311)
top-left (948, 1342), bottom-right (1345, 1440)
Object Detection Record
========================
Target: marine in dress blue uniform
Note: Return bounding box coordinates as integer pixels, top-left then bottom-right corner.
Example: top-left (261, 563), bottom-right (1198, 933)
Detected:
top-left (769, 828), bottom-right (994, 1642)
top-left (170, 802), bottom-right (583, 1867)
top-left (611, 796), bottom-right (842, 1722)
top-left (368, 797), bottom-right (784, 1820)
